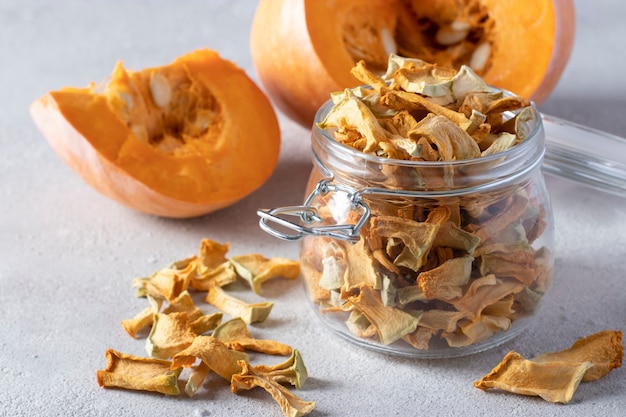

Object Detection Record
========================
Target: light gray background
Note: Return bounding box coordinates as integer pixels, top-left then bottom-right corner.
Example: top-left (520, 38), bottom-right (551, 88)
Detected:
top-left (1, 1), bottom-right (625, 416)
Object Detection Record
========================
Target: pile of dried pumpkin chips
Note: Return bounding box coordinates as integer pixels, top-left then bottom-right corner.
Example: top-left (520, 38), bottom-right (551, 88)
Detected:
top-left (96, 238), bottom-right (315, 417)
top-left (304, 54), bottom-right (548, 352)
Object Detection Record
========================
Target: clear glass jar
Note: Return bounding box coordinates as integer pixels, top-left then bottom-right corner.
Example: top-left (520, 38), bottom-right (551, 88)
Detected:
top-left (260, 98), bottom-right (554, 358)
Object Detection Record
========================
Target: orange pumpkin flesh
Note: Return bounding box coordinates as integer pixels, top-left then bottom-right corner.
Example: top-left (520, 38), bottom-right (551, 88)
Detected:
top-left (250, 0), bottom-right (575, 127)
top-left (31, 49), bottom-right (280, 218)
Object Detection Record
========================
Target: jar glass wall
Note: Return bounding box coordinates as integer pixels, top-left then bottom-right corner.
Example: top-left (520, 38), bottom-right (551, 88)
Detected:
top-left (298, 99), bottom-right (554, 358)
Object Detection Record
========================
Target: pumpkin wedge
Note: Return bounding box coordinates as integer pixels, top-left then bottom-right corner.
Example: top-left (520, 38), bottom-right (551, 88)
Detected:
top-left (31, 49), bottom-right (280, 218)
top-left (250, 0), bottom-right (575, 127)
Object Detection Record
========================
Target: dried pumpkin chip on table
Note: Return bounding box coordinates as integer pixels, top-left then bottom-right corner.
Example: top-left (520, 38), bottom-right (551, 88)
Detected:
top-left (30, 49), bottom-right (280, 218)
top-left (531, 330), bottom-right (624, 382)
top-left (96, 349), bottom-right (182, 395)
top-left (474, 330), bottom-right (624, 403)
top-left (213, 317), bottom-right (293, 356)
top-left (231, 360), bottom-right (316, 417)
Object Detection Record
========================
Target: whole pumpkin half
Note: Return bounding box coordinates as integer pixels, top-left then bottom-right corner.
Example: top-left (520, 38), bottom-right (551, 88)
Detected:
top-left (250, 0), bottom-right (575, 127)
top-left (31, 49), bottom-right (280, 218)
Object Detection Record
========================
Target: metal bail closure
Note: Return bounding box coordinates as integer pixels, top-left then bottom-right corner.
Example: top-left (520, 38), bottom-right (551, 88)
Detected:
top-left (257, 179), bottom-right (370, 242)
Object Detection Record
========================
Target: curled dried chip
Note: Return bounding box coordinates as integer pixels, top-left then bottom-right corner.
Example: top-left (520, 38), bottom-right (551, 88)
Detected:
top-left (214, 318), bottom-right (292, 356)
top-left (251, 349), bottom-right (309, 389)
top-left (205, 285), bottom-right (274, 324)
top-left (171, 335), bottom-right (249, 381)
top-left (452, 276), bottom-right (524, 320)
top-left (471, 192), bottom-right (529, 243)
top-left (146, 311), bottom-right (197, 359)
top-left (417, 255), bottom-right (473, 300)
top-left (532, 330), bottom-right (623, 382)
top-left (350, 59), bottom-right (388, 92)
top-left (189, 312), bottom-right (223, 335)
top-left (190, 260), bottom-right (237, 291)
top-left (474, 351), bottom-right (592, 403)
top-left (474, 330), bottom-right (624, 403)
top-left (342, 239), bottom-right (381, 295)
top-left (385, 91), bottom-right (472, 132)
top-left (97, 348), bottom-right (182, 395)
top-left (369, 215), bottom-right (440, 272)
top-left (162, 290), bottom-right (204, 321)
top-left (230, 254), bottom-right (300, 295)
top-left (414, 309), bottom-right (463, 334)
top-left (481, 132), bottom-right (516, 156)
top-left (443, 297), bottom-right (513, 348)
top-left (317, 89), bottom-right (389, 153)
top-left (133, 259), bottom-right (195, 301)
top-left (198, 238), bottom-right (230, 270)
top-left (433, 221), bottom-right (481, 254)
top-left (231, 360), bottom-right (315, 417)
top-left (121, 295), bottom-right (163, 338)
top-left (184, 360), bottom-right (211, 398)
top-left (347, 285), bottom-right (420, 345)
top-left (318, 254), bottom-right (346, 291)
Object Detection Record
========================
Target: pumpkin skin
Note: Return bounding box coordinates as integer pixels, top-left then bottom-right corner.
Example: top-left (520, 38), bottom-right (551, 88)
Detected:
top-left (250, 0), bottom-right (575, 127)
top-left (31, 49), bottom-right (281, 218)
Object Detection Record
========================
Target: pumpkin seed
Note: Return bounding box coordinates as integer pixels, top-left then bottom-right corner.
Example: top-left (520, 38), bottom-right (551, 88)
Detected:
top-left (150, 72), bottom-right (172, 108)
top-left (436, 24), bottom-right (469, 46)
top-left (470, 42), bottom-right (491, 72)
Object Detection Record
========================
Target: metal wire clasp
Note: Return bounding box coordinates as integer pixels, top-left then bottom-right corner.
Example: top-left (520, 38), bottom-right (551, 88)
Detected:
top-left (257, 179), bottom-right (370, 242)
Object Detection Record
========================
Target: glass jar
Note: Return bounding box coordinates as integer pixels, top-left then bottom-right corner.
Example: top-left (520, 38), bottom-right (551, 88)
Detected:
top-left (259, 98), bottom-right (554, 358)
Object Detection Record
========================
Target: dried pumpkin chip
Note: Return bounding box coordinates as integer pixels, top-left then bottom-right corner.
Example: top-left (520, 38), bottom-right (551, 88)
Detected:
top-left (213, 318), bottom-right (292, 356)
top-left (190, 260), bottom-right (237, 291)
top-left (133, 258), bottom-right (195, 301)
top-left (146, 311), bottom-right (197, 359)
top-left (474, 330), bottom-right (624, 403)
top-left (474, 351), bottom-right (593, 403)
top-left (471, 192), bottom-right (529, 243)
top-left (417, 255), bottom-right (473, 300)
top-left (205, 285), bottom-right (274, 324)
top-left (433, 221), bottom-right (481, 254)
top-left (342, 239), bottom-right (381, 295)
top-left (230, 254), bottom-right (300, 295)
top-left (198, 238), bottom-right (230, 270)
top-left (347, 285), bottom-right (420, 345)
top-left (532, 330), bottom-right (623, 382)
top-left (162, 290), bottom-right (204, 321)
top-left (250, 349), bottom-right (309, 389)
top-left (443, 299), bottom-right (513, 348)
top-left (452, 275), bottom-right (524, 320)
top-left (97, 348), bottom-right (182, 395)
top-left (385, 91), bottom-right (472, 131)
top-left (184, 360), bottom-right (211, 398)
top-left (189, 312), bottom-right (223, 335)
top-left (369, 215), bottom-right (440, 272)
top-left (317, 88), bottom-right (389, 153)
top-left (171, 335), bottom-right (248, 381)
top-left (231, 360), bottom-right (315, 417)
top-left (318, 254), bottom-right (346, 291)
top-left (121, 295), bottom-right (163, 338)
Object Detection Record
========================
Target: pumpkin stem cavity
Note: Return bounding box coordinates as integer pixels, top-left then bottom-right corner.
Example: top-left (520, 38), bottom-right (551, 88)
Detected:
top-left (104, 62), bottom-right (222, 156)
